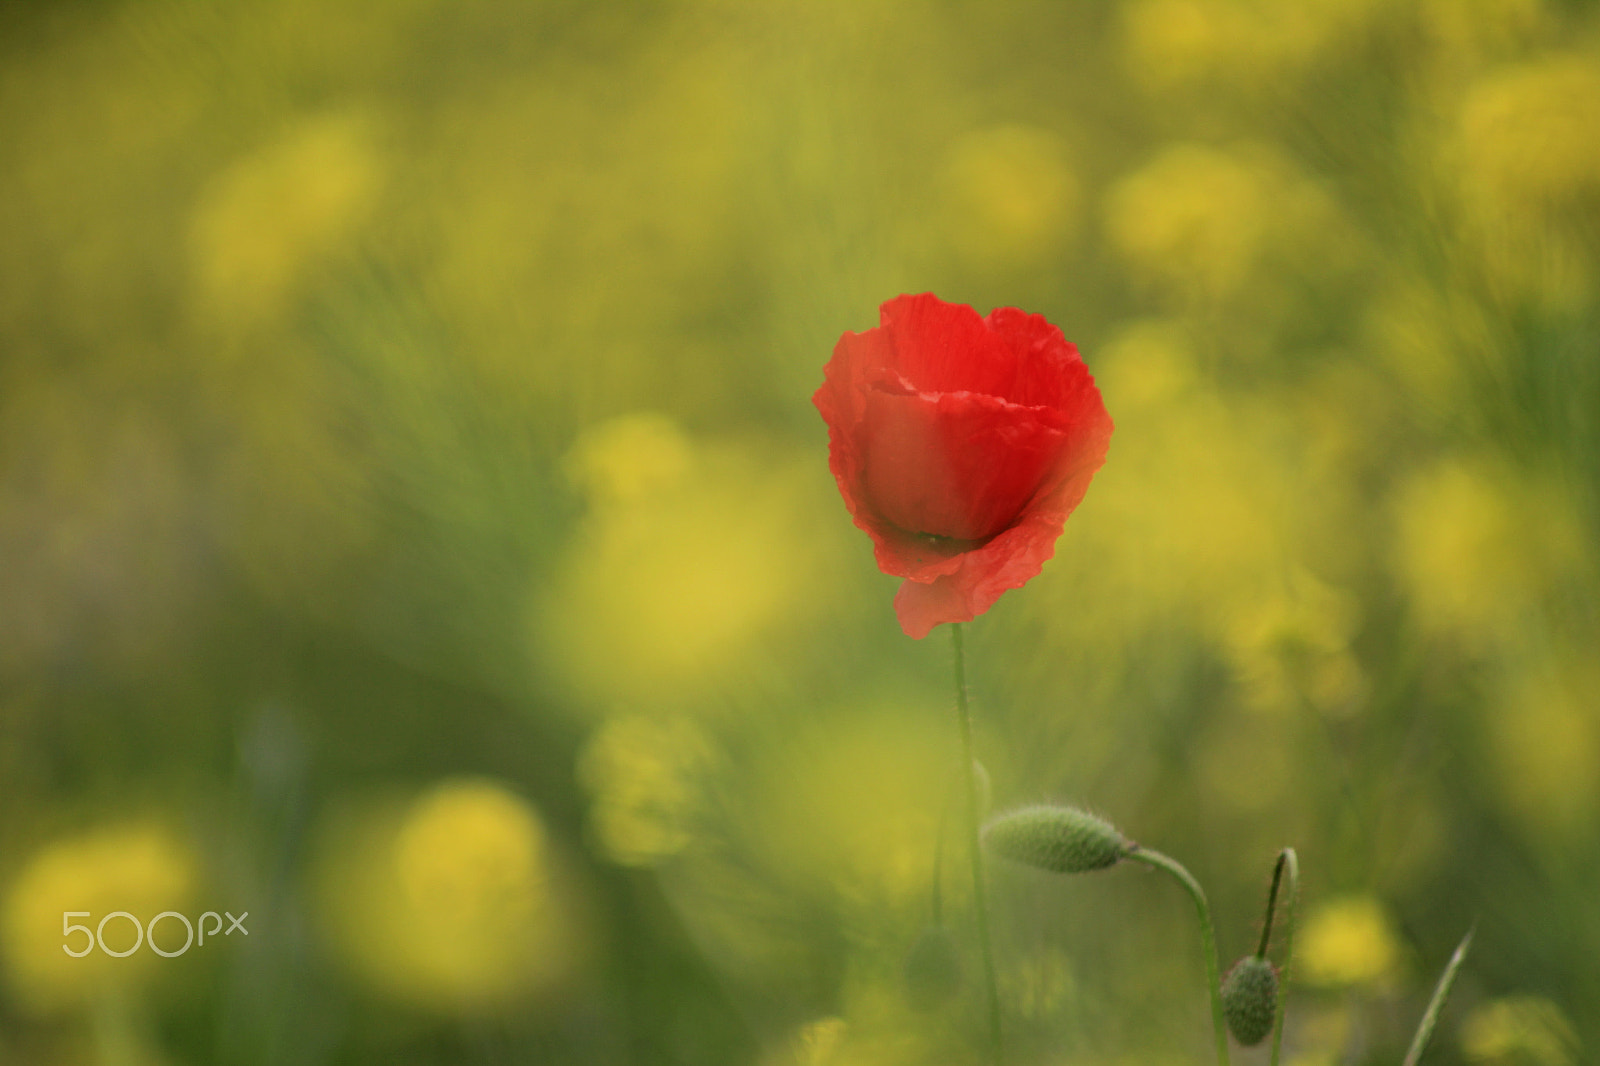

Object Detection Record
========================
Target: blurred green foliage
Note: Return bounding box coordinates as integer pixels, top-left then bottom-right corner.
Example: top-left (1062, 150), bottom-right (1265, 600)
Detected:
top-left (2, 1), bottom-right (1598, 1063)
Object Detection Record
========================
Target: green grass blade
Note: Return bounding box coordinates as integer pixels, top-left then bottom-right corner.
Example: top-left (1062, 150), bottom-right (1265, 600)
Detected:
top-left (1401, 926), bottom-right (1475, 1066)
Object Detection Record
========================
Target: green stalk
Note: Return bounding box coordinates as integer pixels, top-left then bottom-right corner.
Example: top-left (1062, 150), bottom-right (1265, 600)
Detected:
top-left (951, 623), bottom-right (1003, 1064)
top-left (1127, 847), bottom-right (1230, 1066)
top-left (1267, 848), bottom-right (1299, 1066)
top-left (1401, 927), bottom-right (1475, 1066)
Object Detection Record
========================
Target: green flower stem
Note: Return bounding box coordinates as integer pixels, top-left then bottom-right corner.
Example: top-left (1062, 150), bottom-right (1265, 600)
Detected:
top-left (1401, 926), bottom-right (1475, 1066)
top-left (951, 623), bottom-right (1003, 1064)
top-left (1267, 848), bottom-right (1299, 1066)
top-left (1257, 851), bottom-right (1284, 957)
top-left (1127, 847), bottom-right (1230, 1066)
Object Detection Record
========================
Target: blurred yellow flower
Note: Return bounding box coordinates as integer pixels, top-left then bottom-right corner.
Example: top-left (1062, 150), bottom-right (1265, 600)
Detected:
top-left (1105, 142), bottom-right (1351, 302)
top-left (578, 713), bottom-right (712, 866)
top-left (940, 124), bottom-right (1079, 265)
top-left (1097, 319), bottom-right (1200, 409)
top-left (1107, 143), bottom-right (1269, 298)
top-left (1298, 896), bottom-right (1399, 987)
top-left (1393, 459), bottom-right (1587, 648)
top-left (1457, 57), bottom-right (1600, 212)
top-left (189, 109), bottom-right (383, 325)
top-left (315, 778), bottom-right (580, 1011)
top-left (1462, 996), bottom-right (1579, 1066)
top-left (539, 414), bottom-right (842, 709)
top-left (1122, 0), bottom-right (1237, 89)
top-left (2, 823), bottom-right (196, 1013)
top-left (563, 412), bottom-right (696, 507)
top-left (1051, 320), bottom-right (1310, 645)
top-left (1444, 55), bottom-right (1600, 306)
top-left (1122, 0), bottom-right (1383, 90)
top-left (1484, 655), bottom-right (1600, 844)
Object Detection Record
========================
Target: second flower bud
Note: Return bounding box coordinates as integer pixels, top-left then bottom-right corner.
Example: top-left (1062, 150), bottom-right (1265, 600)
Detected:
top-left (982, 805), bottom-right (1131, 874)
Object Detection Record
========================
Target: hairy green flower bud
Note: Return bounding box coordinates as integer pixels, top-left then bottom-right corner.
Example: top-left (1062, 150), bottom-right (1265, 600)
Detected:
top-left (1221, 955), bottom-right (1279, 1046)
top-left (981, 805), bottom-right (1129, 874)
top-left (903, 926), bottom-right (963, 1012)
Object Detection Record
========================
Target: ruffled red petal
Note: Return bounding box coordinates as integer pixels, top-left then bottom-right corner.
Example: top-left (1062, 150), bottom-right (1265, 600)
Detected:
top-left (815, 293), bottom-right (1112, 638)
top-left (891, 429), bottom-right (1110, 639)
top-left (859, 383), bottom-right (1070, 543)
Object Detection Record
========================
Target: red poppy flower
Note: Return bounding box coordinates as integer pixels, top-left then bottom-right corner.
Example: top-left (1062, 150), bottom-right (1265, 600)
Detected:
top-left (813, 293), bottom-right (1112, 639)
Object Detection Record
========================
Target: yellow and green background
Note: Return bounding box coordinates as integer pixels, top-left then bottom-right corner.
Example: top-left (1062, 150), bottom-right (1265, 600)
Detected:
top-left (2, 1), bottom-right (1597, 1063)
